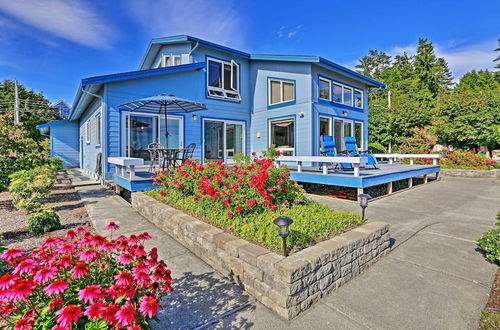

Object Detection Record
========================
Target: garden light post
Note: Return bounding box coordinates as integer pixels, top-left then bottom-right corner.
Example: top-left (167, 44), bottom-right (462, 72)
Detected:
top-left (358, 193), bottom-right (372, 220)
top-left (274, 216), bottom-right (293, 257)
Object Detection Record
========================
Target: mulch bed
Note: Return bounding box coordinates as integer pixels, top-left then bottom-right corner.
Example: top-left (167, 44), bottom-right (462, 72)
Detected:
top-left (480, 268), bottom-right (500, 329)
top-left (0, 170), bottom-right (94, 254)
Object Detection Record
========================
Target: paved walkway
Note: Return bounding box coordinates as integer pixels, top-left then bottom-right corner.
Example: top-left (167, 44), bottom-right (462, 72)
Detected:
top-left (68, 169), bottom-right (499, 329)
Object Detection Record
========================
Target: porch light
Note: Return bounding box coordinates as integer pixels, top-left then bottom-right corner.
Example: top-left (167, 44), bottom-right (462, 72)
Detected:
top-left (274, 216), bottom-right (293, 257)
top-left (358, 193), bottom-right (372, 220)
top-left (192, 114), bottom-right (198, 121)
top-left (342, 111), bottom-right (348, 116)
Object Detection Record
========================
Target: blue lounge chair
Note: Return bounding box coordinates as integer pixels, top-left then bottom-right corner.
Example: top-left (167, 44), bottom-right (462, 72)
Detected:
top-left (320, 136), bottom-right (352, 170)
top-left (343, 137), bottom-right (378, 169)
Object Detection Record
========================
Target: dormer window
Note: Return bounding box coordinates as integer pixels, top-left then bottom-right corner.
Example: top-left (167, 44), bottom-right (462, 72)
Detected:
top-left (155, 54), bottom-right (182, 68)
top-left (207, 57), bottom-right (240, 101)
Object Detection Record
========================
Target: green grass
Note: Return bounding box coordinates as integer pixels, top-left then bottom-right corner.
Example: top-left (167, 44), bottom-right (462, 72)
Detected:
top-left (480, 311), bottom-right (500, 329)
top-left (145, 189), bottom-right (364, 253)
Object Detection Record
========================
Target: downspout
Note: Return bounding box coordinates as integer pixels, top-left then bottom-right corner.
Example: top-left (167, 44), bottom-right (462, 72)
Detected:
top-left (188, 42), bottom-right (199, 63)
top-left (81, 87), bottom-right (106, 185)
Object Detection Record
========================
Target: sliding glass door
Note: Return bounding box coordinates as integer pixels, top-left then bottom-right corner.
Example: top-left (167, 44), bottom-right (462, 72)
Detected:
top-left (125, 114), bottom-right (183, 161)
top-left (203, 120), bottom-right (245, 162)
top-left (270, 118), bottom-right (295, 156)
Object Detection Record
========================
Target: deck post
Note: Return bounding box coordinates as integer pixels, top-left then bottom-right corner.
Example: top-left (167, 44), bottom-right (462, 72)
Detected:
top-left (357, 188), bottom-right (363, 201)
top-left (435, 171), bottom-right (440, 180)
top-left (121, 165), bottom-right (126, 177)
top-left (276, 161), bottom-right (280, 169)
top-left (408, 177), bottom-right (413, 188)
top-left (423, 174), bottom-right (428, 184)
top-left (433, 159), bottom-right (437, 165)
top-left (389, 158), bottom-right (394, 165)
top-left (322, 164), bottom-right (328, 175)
top-left (410, 159), bottom-right (414, 165)
top-left (387, 181), bottom-right (393, 195)
top-left (129, 165), bottom-right (136, 180)
top-left (297, 161), bottom-right (302, 173)
top-left (353, 163), bottom-right (360, 177)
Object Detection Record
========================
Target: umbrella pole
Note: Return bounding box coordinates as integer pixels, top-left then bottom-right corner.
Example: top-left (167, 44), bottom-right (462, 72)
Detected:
top-left (164, 102), bottom-right (168, 147)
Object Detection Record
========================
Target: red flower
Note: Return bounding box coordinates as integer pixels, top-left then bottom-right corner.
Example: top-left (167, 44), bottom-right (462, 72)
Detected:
top-left (114, 271), bottom-right (134, 286)
top-left (13, 259), bottom-right (37, 275)
top-left (245, 199), bottom-right (256, 207)
top-left (70, 262), bottom-right (89, 279)
top-left (0, 274), bottom-right (18, 290)
top-left (33, 267), bottom-right (58, 284)
top-left (115, 304), bottom-right (136, 327)
top-left (235, 206), bottom-right (242, 213)
top-left (9, 279), bottom-right (34, 301)
top-left (159, 191), bottom-right (166, 196)
top-left (0, 248), bottom-right (23, 261)
top-left (102, 304), bottom-right (119, 324)
top-left (55, 305), bottom-right (82, 328)
top-left (139, 295), bottom-right (159, 318)
top-left (118, 253), bottom-right (134, 265)
top-left (84, 301), bottom-right (105, 320)
top-left (78, 284), bottom-right (103, 303)
top-left (80, 249), bottom-right (99, 262)
top-left (227, 212), bottom-right (233, 219)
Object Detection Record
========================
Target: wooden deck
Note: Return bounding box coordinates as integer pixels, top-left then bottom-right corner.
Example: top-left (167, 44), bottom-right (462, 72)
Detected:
top-left (112, 163), bottom-right (440, 193)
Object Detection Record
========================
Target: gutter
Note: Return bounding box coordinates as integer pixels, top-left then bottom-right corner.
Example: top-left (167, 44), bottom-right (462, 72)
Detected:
top-left (81, 87), bottom-right (106, 185)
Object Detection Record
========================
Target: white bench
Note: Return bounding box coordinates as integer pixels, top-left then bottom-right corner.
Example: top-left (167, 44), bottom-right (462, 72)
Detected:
top-left (373, 153), bottom-right (443, 165)
top-left (276, 156), bottom-right (368, 176)
top-left (108, 157), bottom-right (144, 180)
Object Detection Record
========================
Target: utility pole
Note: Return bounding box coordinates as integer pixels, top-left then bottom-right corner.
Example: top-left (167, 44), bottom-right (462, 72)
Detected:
top-left (387, 90), bottom-right (392, 153)
top-left (14, 79), bottom-right (20, 125)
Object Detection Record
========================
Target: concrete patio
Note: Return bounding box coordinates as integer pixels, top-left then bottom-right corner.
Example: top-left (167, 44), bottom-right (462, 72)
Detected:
top-left (68, 168), bottom-right (499, 329)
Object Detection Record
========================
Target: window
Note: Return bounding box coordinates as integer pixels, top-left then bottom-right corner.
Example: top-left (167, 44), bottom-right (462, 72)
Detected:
top-left (355, 122), bottom-right (363, 149)
top-left (85, 121), bottom-right (90, 144)
top-left (319, 78), bottom-right (331, 101)
top-left (207, 58), bottom-right (240, 101)
top-left (354, 89), bottom-right (363, 108)
top-left (268, 79), bottom-right (295, 106)
top-left (333, 83), bottom-right (342, 103)
top-left (95, 114), bottom-right (101, 146)
top-left (343, 86), bottom-right (353, 106)
top-left (270, 118), bottom-right (294, 156)
top-left (155, 55), bottom-right (182, 68)
top-left (320, 117), bottom-right (331, 136)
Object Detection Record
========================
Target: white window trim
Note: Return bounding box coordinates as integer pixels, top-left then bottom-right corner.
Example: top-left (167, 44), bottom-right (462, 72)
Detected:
top-left (269, 117), bottom-right (295, 155)
top-left (121, 111), bottom-right (184, 157)
top-left (201, 118), bottom-right (246, 163)
top-left (85, 121), bottom-right (91, 144)
top-left (354, 89), bottom-right (364, 109)
top-left (206, 57), bottom-right (241, 101)
top-left (268, 79), bottom-right (295, 106)
top-left (333, 82), bottom-right (343, 104)
top-left (354, 121), bottom-right (364, 150)
top-left (319, 116), bottom-right (332, 136)
top-left (95, 114), bottom-right (101, 146)
top-left (342, 86), bottom-right (353, 106)
top-left (319, 77), bottom-right (332, 101)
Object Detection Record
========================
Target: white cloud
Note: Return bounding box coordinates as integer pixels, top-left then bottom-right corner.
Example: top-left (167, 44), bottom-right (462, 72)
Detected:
top-left (277, 25), bottom-right (302, 39)
top-left (127, 0), bottom-right (243, 48)
top-left (0, 0), bottom-right (116, 49)
top-left (389, 40), bottom-right (497, 80)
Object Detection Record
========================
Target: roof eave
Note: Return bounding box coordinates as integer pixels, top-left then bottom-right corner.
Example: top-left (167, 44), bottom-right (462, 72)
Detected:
top-left (318, 57), bottom-right (386, 88)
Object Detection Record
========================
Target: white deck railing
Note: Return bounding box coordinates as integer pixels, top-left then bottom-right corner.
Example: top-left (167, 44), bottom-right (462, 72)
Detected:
top-left (373, 153), bottom-right (443, 165)
top-left (276, 156), bottom-right (368, 176)
top-left (108, 157), bottom-right (144, 180)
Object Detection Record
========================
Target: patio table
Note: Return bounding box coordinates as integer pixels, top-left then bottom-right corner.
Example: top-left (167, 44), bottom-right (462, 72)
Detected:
top-left (155, 148), bottom-right (187, 170)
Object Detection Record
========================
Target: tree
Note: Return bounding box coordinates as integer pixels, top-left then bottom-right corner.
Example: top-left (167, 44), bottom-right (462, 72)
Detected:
top-left (454, 70), bottom-right (500, 93)
top-left (494, 39), bottom-right (500, 82)
top-left (434, 89), bottom-right (500, 152)
top-left (355, 50), bottom-right (391, 81)
top-left (0, 80), bottom-right (58, 142)
top-left (414, 38), bottom-right (453, 96)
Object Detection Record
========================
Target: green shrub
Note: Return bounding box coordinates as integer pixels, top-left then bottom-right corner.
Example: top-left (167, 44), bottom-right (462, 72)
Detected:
top-left (368, 142), bottom-right (388, 154)
top-left (8, 166), bottom-right (55, 213)
top-left (48, 157), bottom-right (63, 171)
top-left (146, 154), bottom-right (363, 253)
top-left (440, 150), bottom-right (499, 170)
top-left (477, 212), bottom-right (500, 264)
top-left (27, 207), bottom-right (62, 234)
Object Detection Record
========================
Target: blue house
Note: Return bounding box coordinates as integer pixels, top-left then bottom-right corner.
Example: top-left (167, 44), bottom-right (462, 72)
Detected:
top-left (39, 35), bottom-right (385, 181)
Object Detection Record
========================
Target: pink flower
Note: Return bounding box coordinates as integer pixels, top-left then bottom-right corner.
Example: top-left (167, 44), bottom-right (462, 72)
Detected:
top-left (0, 248), bottom-right (23, 261)
top-left (55, 305), bottom-right (81, 328)
top-left (159, 191), bottom-right (166, 196)
top-left (65, 230), bottom-right (76, 240)
top-left (114, 272), bottom-right (133, 286)
top-left (235, 206), bottom-right (242, 213)
top-left (34, 267), bottom-right (58, 284)
top-left (105, 222), bottom-right (120, 231)
top-left (227, 212), bottom-right (233, 219)
top-left (9, 279), bottom-right (34, 301)
top-left (78, 285), bottom-right (102, 303)
top-left (139, 295), bottom-right (159, 318)
top-left (0, 274), bottom-right (18, 290)
top-left (13, 259), bottom-right (37, 274)
top-left (79, 249), bottom-right (99, 262)
top-left (245, 199), bottom-right (256, 207)
top-left (44, 279), bottom-right (69, 295)
top-left (117, 253), bottom-right (133, 265)
top-left (115, 304), bottom-right (136, 327)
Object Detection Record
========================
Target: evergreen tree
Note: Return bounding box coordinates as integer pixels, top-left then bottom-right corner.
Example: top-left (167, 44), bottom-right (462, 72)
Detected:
top-left (494, 39), bottom-right (500, 82)
top-left (355, 50), bottom-right (391, 81)
top-left (454, 70), bottom-right (500, 93)
top-left (414, 38), bottom-right (452, 96)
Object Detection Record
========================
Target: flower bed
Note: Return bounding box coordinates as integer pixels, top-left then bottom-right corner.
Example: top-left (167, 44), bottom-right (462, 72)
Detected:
top-left (439, 150), bottom-right (499, 170)
top-left (145, 155), bottom-right (363, 253)
top-left (0, 223), bottom-right (172, 329)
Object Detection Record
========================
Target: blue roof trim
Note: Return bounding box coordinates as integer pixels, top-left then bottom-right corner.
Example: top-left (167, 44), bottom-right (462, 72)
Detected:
top-left (36, 120), bottom-right (69, 129)
top-left (250, 54), bottom-right (319, 62)
top-left (82, 62), bottom-right (206, 86)
top-left (318, 57), bottom-right (386, 88)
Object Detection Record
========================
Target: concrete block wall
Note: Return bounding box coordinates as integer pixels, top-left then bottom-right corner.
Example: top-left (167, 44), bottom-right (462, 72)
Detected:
top-left (132, 192), bottom-right (390, 320)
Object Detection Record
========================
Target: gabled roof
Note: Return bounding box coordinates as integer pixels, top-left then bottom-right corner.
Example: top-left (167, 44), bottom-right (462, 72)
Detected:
top-left (139, 35), bottom-right (385, 89)
top-left (36, 120), bottom-right (69, 129)
top-left (50, 99), bottom-right (71, 109)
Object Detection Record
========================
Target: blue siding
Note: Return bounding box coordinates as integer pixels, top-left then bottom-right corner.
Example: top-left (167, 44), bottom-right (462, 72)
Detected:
top-left (50, 122), bottom-right (79, 167)
top-left (79, 99), bottom-right (102, 175)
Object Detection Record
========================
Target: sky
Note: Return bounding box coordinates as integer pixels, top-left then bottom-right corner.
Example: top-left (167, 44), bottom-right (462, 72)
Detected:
top-left (0, 0), bottom-right (498, 104)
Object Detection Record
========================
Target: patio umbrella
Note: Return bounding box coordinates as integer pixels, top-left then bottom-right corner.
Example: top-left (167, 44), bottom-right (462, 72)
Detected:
top-left (118, 94), bottom-right (207, 146)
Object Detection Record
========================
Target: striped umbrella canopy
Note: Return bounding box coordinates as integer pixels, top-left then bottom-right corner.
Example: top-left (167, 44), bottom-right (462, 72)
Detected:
top-left (118, 94), bottom-right (207, 147)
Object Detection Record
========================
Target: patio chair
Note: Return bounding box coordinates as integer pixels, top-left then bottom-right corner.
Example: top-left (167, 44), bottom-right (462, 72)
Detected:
top-left (176, 143), bottom-right (196, 165)
top-left (320, 136), bottom-right (351, 170)
top-left (343, 137), bottom-right (378, 169)
top-left (148, 142), bottom-right (164, 172)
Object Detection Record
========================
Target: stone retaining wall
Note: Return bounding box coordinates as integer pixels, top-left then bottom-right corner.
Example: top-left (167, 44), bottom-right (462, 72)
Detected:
top-left (440, 168), bottom-right (500, 178)
top-left (132, 192), bottom-right (391, 320)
